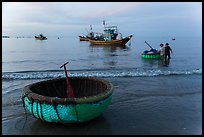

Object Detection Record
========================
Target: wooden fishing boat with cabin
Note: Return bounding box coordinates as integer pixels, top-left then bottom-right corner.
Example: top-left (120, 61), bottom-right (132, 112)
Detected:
top-left (89, 35), bottom-right (133, 46)
top-left (87, 21), bottom-right (133, 46)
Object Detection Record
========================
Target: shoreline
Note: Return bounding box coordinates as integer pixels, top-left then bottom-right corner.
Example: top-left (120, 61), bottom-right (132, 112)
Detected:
top-left (2, 75), bottom-right (202, 135)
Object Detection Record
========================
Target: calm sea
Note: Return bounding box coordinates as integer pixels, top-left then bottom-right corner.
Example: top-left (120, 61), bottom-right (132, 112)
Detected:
top-left (2, 35), bottom-right (202, 135)
top-left (2, 35), bottom-right (202, 79)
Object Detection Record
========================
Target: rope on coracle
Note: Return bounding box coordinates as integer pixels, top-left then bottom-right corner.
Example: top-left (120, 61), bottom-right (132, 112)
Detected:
top-left (52, 98), bottom-right (64, 123)
top-left (39, 102), bottom-right (45, 121)
top-left (52, 98), bottom-right (79, 124)
top-left (75, 106), bottom-right (79, 122)
top-left (22, 95), bottom-right (78, 124)
top-left (55, 106), bottom-right (63, 123)
top-left (35, 101), bottom-right (45, 121)
top-left (36, 101), bottom-right (39, 119)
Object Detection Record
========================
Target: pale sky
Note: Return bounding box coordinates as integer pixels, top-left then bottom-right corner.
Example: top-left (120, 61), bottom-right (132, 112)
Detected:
top-left (2, 2), bottom-right (202, 37)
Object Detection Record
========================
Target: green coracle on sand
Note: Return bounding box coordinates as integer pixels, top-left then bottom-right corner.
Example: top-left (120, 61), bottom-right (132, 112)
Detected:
top-left (22, 77), bottom-right (113, 123)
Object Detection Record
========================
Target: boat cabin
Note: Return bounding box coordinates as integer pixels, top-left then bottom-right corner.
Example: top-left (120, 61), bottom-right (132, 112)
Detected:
top-left (103, 26), bottom-right (118, 41)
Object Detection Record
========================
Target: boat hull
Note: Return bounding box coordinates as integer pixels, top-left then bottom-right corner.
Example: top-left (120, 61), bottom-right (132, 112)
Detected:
top-left (89, 35), bottom-right (132, 46)
top-left (35, 36), bottom-right (47, 40)
top-left (79, 36), bottom-right (90, 41)
top-left (23, 95), bottom-right (112, 123)
top-left (141, 53), bottom-right (161, 59)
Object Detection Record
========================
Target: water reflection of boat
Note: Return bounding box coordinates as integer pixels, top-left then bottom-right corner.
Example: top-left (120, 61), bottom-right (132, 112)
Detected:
top-left (35, 34), bottom-right (47, 40)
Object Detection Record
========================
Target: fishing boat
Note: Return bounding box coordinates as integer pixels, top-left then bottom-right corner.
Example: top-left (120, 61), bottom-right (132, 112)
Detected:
top-left (35, 34), bottom-right (47, 40)
top-left (2, 35), bottom-right (10, 38)
top-left (22, 77), bottom-right (113, 123)
top-left (88, 22), bottom-right (132, 46)
top-left (89, 35), bottom-right (133, 46)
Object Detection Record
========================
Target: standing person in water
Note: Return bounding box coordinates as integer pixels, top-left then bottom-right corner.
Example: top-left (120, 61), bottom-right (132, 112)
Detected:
top-left (159, 43), bottom-right (165, 65)
top-left (164, 43), bottom-right (173, 65)
top-left (159, 43), bottom-right (165, 59)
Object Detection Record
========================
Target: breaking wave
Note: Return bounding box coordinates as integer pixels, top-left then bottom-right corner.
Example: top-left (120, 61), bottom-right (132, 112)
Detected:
top-left (2, 68), bottom-right (202, 80)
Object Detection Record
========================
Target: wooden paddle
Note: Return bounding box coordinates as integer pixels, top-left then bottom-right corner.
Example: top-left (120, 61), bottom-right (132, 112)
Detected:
top-left (145, 41), bottom-right (154, 50)
top-left (60, 62), bottom-right (74, 98)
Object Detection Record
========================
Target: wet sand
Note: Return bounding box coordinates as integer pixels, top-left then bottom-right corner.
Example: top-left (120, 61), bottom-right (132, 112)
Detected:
top-left (2, 75), bottom-right (202, 135)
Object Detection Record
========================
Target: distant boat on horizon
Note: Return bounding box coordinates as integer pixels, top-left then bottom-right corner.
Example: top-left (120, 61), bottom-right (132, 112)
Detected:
top-left (35, 34), bottom-right (47, 40)
top-left (2, 35), bottom-right (10, 38)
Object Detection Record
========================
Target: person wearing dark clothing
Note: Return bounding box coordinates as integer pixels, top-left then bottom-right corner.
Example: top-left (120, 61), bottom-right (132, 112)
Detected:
top-left (164, 43), bottom-right (172, 65)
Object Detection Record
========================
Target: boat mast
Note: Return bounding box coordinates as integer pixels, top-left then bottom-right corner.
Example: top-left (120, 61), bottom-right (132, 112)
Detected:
top-left (90, 25), bottom-right (92, 32)
top-left (103, 19), bottom-right (106, 29)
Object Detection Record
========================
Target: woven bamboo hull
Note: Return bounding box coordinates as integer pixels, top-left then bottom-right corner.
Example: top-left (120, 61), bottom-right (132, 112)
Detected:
top-left (141, 53), bottom-right (161, 59)
top-left (23, 95), bottom-right (112, 123)
top-left (89, 35), bottom-right (132, 46)
top-left (22, 77), bottom-right (113, 123)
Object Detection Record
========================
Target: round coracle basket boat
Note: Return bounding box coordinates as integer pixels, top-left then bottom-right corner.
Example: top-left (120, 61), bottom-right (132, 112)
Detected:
top-left (141, 50), bottom-right (161, 59)
top-left (22, 77), bottom-right (113, 124)
top-left (141, 53), bottom-right (161, 59)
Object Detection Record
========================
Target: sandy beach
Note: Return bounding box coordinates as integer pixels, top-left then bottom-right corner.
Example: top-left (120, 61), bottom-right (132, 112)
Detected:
top-left (2, 75), bottom-right (202, 135)
top-left (2, 2), bottom-right (202, 135)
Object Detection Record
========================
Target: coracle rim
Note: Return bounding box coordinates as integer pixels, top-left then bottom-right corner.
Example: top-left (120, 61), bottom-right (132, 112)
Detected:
top-left (22, 77), bottom-right (113, 105)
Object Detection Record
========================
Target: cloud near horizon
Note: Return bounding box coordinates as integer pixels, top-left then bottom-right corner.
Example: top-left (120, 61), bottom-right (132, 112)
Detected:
top-left (2, 2), bottom-right (202, 37)
top-left (3, 2), bottom-right (142, 26)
